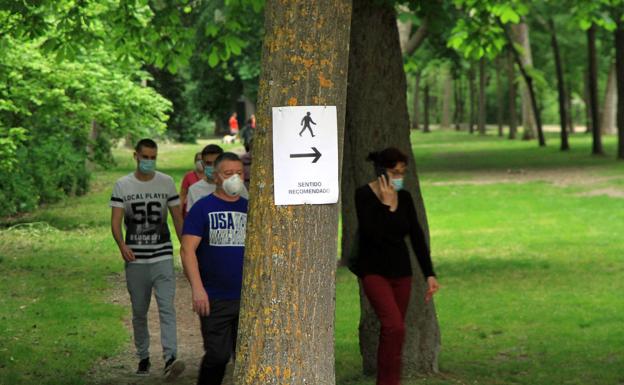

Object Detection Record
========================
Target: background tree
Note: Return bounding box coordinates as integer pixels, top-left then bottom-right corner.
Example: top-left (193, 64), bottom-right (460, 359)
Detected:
top-left (342, 0), bottom-right (442, 376)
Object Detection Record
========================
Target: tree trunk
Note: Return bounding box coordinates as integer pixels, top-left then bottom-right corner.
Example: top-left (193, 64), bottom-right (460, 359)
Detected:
top-left (507, 52), bottom-right (518, 139)
top-left (601, 62), bottom-right (617, 135)
top-left (441, 70), bottom-right (452, 129)
top-left (587, 24), bottom-right (604, 155)
top-left (342, 0), bottom-right (440, 376)
top-left (424, 83), bottom-right (431, 133)
top-left (616, 19), bottom-right (624, 159)
top-left (412, 73), bottom-right (420, 129)
top-left (233, 1), bottom-right (351, 384)
top-left (478, 57), bottom-right (487, 135)
top-left (506, 21), bottom-right (545, 146)
top-left (566, 78), bottom-right (575, 133)
top-left (496, 57), bottom-right (504, 137)
top-left (468, 63), bottom-right (476, 134)
top-left (584, 71), bottom-right (593, 133)
top-left (454, 73), bottom-right (463, 130)
top-left (511, 23), bottom-right (536, 141)
top-left (548, 18), bottom-right (569, 151)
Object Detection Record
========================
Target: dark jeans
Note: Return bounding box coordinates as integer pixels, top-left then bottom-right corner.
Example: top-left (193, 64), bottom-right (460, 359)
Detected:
top-left (197, 299), bottom-right (240, 385)
top-left (362, 274), bottom-right (412, 385)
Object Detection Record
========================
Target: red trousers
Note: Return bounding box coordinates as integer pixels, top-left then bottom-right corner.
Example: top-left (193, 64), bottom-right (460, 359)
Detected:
top-left (362, 274), bottom-right (412, 385)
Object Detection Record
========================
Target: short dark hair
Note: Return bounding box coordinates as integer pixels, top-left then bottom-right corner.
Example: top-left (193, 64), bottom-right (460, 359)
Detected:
top-left (366, 147), bottom-right (408, 169)
top-left (135, 138), bottom-right (158, 152)
top-left (214, 152), bottom-right (242, 171)
top-left (201, 144), bottom-right (224, 157)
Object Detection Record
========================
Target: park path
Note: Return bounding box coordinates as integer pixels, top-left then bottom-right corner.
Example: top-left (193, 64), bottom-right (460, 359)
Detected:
top-left (87, 271), bottom-right (234, 385)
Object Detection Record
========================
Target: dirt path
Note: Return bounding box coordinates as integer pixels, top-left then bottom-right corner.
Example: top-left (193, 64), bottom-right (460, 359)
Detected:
top-left (87, 271), bottom-right (233, 385)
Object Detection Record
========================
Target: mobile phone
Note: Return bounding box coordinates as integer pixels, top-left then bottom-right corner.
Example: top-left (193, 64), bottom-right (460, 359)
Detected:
top-left (374, 164), bottom-right (387, 180)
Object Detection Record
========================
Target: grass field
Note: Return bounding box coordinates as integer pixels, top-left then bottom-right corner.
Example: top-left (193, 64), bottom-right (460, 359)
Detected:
top-left (1, 131), bottom-right (623, 384)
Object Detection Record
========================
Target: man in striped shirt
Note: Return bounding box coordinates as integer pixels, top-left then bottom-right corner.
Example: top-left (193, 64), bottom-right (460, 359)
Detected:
top-left (110, 138), bottom-right (185, 379)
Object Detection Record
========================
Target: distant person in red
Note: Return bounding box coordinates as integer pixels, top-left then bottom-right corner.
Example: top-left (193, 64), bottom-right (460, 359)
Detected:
top-left (228, 112), bottom-right (239, 135)
top-left (180, 152), bottom-right (204, 217)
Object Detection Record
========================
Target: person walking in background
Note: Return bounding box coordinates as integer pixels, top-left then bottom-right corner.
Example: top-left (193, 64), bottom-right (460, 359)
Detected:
top-left (187, 144), bottom-right (248, 213)
top-left (228, 112), bottom-right (239, 136)
top-left (353, 147), bottom-right (439, 385)
top-left (180, 152), bottom-right (204, 217)
top-left (109, 138), bottom-right (186, 380)
top-left (180, 152), bottom-right (248, 385)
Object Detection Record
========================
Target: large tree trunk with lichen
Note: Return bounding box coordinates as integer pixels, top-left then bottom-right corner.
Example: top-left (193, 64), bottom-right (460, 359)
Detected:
top-left (341, 0), bottom-right (440, 377)
top-left (233, 1), bottom-right (351, 384)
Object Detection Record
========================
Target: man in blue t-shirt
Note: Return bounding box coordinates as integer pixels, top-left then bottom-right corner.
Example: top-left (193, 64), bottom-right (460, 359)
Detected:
top-left (180, 152), bottom-right (248, 385)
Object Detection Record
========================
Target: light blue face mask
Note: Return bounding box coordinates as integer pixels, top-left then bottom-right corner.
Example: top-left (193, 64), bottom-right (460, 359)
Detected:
top-left (138, 159), bottom-right (156, 174)
top-left (204, 166), bottom-right (214, 179)
top-left (390, 177), bottom-right (404, 191)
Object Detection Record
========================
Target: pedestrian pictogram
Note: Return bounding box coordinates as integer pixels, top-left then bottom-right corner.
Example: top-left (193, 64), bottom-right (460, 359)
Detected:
top-left (299, 112), bottom-right (317, 137)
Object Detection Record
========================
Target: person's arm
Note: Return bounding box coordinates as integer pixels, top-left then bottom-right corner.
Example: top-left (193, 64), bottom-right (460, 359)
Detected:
top-left (169, 205), bottom-right (183, 242)
top-left (111, 207), bottom-right (135, 262)
top-left (180, 234), bottom-right (210, 316)
top-left (405, 193), bottom-right (439, 302)
top-left (311, 118), bottom-right (316, 125)
top-left (180, 176), bottom-right (190, 206)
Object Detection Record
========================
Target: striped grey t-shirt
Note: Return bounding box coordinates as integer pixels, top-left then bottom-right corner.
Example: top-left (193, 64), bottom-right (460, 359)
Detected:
top-left (110, 171), bottom-right (180, 264)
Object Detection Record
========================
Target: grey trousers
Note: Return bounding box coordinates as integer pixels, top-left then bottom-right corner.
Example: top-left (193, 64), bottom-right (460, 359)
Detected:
top-left (125, 259), bottom-right (177, 361)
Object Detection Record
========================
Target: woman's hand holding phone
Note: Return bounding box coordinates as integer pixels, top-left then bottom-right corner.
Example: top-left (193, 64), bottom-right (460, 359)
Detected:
top-left (378, 174), bottom-right (398, 211)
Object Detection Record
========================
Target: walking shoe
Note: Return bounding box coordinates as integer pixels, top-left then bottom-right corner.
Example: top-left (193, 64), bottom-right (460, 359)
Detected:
top-left (136, 357), bottom-right (150, 376)
top-left (164, 356), bottom-right (185, 381)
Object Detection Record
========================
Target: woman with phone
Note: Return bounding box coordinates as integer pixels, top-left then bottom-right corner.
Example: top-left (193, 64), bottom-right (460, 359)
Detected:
top-left (354, 147), bottom-right (439, 385)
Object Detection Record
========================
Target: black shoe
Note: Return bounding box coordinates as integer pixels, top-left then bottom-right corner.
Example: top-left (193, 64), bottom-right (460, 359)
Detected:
top-left (136, 357), bottom-right (150, 376)
top-left (164, 356), bottom-right (185, 381)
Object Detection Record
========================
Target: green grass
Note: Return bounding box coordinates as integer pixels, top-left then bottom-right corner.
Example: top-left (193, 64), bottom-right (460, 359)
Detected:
top-left (335, 130), bottom-right (624, 385)
top-left (2, 131), bottom-right (624, 384)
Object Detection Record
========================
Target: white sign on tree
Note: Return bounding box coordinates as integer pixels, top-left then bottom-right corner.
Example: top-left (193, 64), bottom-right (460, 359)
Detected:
top-left (272, 106), bottom-right (339, 206)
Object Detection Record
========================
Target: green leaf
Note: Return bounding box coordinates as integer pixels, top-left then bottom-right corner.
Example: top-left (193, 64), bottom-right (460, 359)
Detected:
top-left (208, 48), bottom-right (219, 67)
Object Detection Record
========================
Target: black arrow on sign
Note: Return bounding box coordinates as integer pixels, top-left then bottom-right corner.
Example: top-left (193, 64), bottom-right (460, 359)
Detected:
top-left (290, 147), bottom-right (322, 163)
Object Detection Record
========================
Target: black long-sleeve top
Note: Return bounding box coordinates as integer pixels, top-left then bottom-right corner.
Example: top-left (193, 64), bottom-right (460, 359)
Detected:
top-left (354, 184), bottom-right (435, 278)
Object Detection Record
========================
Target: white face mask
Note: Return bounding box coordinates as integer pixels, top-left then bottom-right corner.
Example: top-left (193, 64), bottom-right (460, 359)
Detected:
top-left (222, 174), bottom-right (244, 197)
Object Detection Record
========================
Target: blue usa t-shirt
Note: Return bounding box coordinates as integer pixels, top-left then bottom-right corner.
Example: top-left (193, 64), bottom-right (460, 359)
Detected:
top-left (183, 194), bottom-right (248, 300)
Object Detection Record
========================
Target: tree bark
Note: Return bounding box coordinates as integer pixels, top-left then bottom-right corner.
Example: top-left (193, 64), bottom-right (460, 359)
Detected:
top-left (342, 0), bottom-right (440, 376)
top-left (507, 52), bottom-right (517, 139)
top-left (566, 78), bottom-right (575, 133)
top-left (454, 73), bottom-right (463, 130)
top-left (412, 73), bottom-right (421, 129)
top-left (506, 21), bottom-right (545, 146)
top-left (587, 24), bottom-right (604, 155)
top-left (404, 18), bottom-right (429, 56)
top-left (548, 18), bottom-right (569, 151)
top-left (584, 71), bottom-right (593, 133)
top-left (233, 1), bottom-right (351, 384)
top-left (511, 23), bottom-right (536, 141)
top-left (478, 57), bottom-right (487, 135)
top-left (441, 70), bottom-right (452, 129)
top-left (468, 63), bottom-right (476, 134)
top-left (496, 57), bottom-right (504, 137)
top-left (616, 19), bottom-right (624, 159)
top-left (424, 83), bottom-right (431, 133)
top-left (601, 62), bottom-right (617, 135)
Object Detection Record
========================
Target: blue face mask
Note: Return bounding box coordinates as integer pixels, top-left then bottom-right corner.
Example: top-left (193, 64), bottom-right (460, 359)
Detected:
top-left (138, 159), bottom-right (156, 174)
top-left (390, 177), bottom-right (404, 191)
top-left (204, 166), bottom-right (214, 179)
